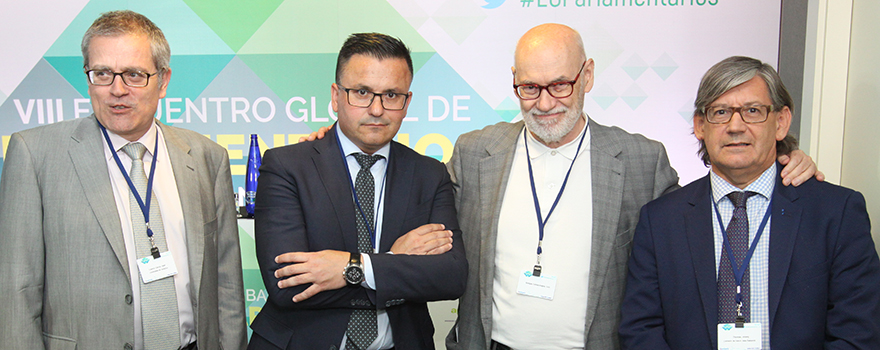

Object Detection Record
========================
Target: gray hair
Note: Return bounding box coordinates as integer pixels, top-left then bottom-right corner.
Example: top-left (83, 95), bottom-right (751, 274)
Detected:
top-left (81, 10), bottom-right (170, 80)
top-left (693, 56), bottom-right (796, 166)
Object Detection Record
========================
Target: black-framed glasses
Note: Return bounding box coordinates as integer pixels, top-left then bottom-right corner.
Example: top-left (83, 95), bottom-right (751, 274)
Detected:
top-left (701, 105), bottom-right (774, 124)
top-left (85, 69), bottom-right (159, 87)
top-left (513, 60), bottom-right (586, 100)
top-left (337, 84), bottom-right (410, 111)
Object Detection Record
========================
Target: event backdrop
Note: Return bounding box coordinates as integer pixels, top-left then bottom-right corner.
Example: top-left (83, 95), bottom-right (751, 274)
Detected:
top-left (0, 0), bottom-right (782, 345)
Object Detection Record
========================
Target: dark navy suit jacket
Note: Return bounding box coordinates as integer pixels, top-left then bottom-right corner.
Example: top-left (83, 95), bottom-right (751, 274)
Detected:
top-left (620, 164), bottom-right (880, 350)
top-left (249, 125), bottom-right (467, 350)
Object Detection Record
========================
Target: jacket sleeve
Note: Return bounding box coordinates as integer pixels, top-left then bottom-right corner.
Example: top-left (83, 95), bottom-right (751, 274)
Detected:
top-left (0, 133), bottom-right (47, 349)
top-left (824, 190), bottom-right (880, 348)
top-left (254, 148), bottom-right (371, 310)
top-left (369, 160), bottom-right (468, 305)
top-left (211, 147), bottom-right (248, 349)
top-left (618, 206), bottom-right (673, 350)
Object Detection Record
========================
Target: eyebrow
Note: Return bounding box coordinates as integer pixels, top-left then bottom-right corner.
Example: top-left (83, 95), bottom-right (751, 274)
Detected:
top-left (346, 84), bottom-right (406, 94)
top-left (518, 74), bottom-right (575, 86)
top-left (708, 100), bottom-right (769, 108)
top-left (87, 65), bottom-right (152, 72)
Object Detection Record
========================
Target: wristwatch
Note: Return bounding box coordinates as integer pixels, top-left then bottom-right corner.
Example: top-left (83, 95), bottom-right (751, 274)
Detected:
top-left (343, 252), bottom-right (365, 285)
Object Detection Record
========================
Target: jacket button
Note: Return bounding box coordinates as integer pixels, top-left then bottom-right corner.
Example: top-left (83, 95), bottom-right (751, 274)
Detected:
top-left (125, 294), bottom-right (133, 304)
top-left (124, 343), bottom-right (133, 350)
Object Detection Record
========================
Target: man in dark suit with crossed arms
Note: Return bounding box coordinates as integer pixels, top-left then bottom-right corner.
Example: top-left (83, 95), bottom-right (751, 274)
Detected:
top-left (248, 33), bottom-right (467, 350)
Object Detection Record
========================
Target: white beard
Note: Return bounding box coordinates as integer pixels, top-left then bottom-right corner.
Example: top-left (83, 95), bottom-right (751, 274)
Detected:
top-left (522, 103), bottom-right (582, 144)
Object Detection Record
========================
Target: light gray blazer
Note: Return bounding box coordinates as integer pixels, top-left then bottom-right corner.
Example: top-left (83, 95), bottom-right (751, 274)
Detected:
top-left (445, 119), bottom-right (680, 350)
top-left (0, 116), bottom-right (247, 350)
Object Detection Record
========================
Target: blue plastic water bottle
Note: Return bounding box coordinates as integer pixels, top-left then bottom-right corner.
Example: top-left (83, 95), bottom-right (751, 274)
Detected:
top-left (245, 134), bottom-right (261, 217)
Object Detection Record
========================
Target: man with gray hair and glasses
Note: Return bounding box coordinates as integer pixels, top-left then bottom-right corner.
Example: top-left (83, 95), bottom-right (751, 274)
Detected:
top-left (620, 56), bottom-right (880, 349)
top-left (0, 10), bottom-right (246, 350)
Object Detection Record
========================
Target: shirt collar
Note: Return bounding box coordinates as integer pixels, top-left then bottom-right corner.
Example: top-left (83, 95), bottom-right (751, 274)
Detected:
top-left (524, 116), bottom-right (589, 160)
top-left (335, 125), bottom-right (391, 160)
top-left (710, 162), bottom-right (776, 204)
top-left (104, 121), bottom-right (159, 161)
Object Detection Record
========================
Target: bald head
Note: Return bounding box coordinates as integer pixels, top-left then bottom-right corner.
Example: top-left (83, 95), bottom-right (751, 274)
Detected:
top-left (514, 23), bottom-right (586, 77)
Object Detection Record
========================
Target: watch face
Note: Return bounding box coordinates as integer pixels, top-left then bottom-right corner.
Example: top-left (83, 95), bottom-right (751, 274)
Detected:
top-left (345, 266), bottom-right (364, 284)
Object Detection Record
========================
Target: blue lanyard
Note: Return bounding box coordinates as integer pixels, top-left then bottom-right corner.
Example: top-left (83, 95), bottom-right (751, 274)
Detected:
top-left (335, 131), bottom-right (387, 251)
top-left (523, 124), bottom-right (587, 274)
top-left (712, 195), bottom-right (772, 306)
top-left (99, 123), bottom-right (162, 258)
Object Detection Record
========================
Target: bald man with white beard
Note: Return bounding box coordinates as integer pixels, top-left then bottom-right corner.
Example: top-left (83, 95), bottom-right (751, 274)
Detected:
top-left (444, 23), bottom-right (819, 350)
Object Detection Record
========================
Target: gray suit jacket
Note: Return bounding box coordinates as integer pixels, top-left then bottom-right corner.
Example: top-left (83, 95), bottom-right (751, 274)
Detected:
top-left (445, 119), bottom-right (679, 349)
top-left (0, 116), bottom-right (247, 350)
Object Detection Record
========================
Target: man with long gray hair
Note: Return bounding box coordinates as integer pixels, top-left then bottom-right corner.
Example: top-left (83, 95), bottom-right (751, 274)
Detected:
top-left (620, 56), bottom-right (880, 349)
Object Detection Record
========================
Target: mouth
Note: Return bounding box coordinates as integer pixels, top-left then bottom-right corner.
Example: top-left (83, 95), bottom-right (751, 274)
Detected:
top-left (361, 122), bottom-right (387, 128)
top-left (724, 141), bottom-right (751, 149)
top-left (109, 103), bottom-right (131, 112)
top-left (528, 107), bottom-right (567, 119)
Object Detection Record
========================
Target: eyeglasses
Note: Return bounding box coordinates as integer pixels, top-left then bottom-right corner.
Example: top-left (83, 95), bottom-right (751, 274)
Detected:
top-left (337, 84), bottom-right (410, 111)
top-left (701, 105), bottom-right (774, 124)
top-left (85, 69), bottom-right (159, 87)
top-left (513, 61), bottom-right (586, 100)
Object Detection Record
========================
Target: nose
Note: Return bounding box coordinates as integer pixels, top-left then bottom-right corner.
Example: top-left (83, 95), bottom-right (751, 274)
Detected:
top-left (367, 94), bottom-right (385, 117)
top-left (726, 110), bottom-right (748, 132)
top-left (535, 88), bottom-right (557, 112)
top-left (109, 75), bottom-right (128, 97)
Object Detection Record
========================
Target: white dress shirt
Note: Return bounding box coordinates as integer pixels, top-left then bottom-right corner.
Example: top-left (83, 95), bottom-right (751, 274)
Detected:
top-left (102, 121), bottom-right (196, 350)
top-left (492, 119), bottom-right (593, 349)
top-left (336, 127), bottom-right (394, 350)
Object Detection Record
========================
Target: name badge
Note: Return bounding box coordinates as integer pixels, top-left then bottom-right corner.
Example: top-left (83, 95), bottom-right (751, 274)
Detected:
top-left (516, 270), bottom-right (557, 300)
top-left (717, 323), bottom-right (762, 350)
top-left (136, 252), bottom-right (179, 284)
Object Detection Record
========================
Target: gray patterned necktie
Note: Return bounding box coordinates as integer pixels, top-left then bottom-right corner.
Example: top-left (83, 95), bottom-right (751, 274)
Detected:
top-left (123, 142), bottom-right (180, 349)
top-left (345, 153), bottom-right (382, 350)
top-left (717, 191), bottom-right (757, 323)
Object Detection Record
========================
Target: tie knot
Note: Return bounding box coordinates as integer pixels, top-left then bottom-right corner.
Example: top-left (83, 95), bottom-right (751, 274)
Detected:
top-left (727, 191), bottom-right (757, 208)
top-left (122, 142), bottom-right (148, 161)
top-left (353, 153), bottom-right (382, 170)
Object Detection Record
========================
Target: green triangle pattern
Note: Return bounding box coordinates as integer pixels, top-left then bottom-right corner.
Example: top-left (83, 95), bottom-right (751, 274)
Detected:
top-left (239, 0), bottom-right (434, 54)
top-left (45, 0), bottom-right (234, 58)
top-left (44, 56), bottom-right (90, 98)
top-left (236, 53), bottom-right (335, 130)
top-left (494, 96), bottom-right (521, 123)
top-left (411, 52), bottom-right (434, 76)
top-left (182, 0), bottom-right (283, 52)
top-left (164, 54), bottom-right (236, 102)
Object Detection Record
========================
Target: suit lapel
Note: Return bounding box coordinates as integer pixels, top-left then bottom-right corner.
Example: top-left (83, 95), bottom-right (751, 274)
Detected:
top-left (314, 126), bottom-right (359, 252)
top-left (683, 176), bottom-right (719, 345)
top-left (161, 124), bottom-right (205, 293)
top-left (478, 122), bottom-right (521, 331)
top-left (69, 116), bottom-right (129, 279)
top-left (585, 120), bottom-right (625, 332)
top-left (379, 143), bottom-right (413, 251)
top-left (767, 170), bottom-right (801, 329)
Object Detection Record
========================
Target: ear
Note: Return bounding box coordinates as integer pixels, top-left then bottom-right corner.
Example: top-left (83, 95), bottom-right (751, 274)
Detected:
top-left (693, 113), bottom-right (706, 141)
top-left (775, 106), bottom-right (792, 141)
top-left (331, 83), bottom-right (340, 113)
top-left (582, 58), bottom-right (595, 94)
top-left (158, 68), bottom-right (171, 99)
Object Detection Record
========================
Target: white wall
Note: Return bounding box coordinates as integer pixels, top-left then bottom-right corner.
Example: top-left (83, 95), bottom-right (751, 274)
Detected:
top-left (802, 0), bottom-right (879, 252)
top-left (841, 0), bottom-right (880, 252)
